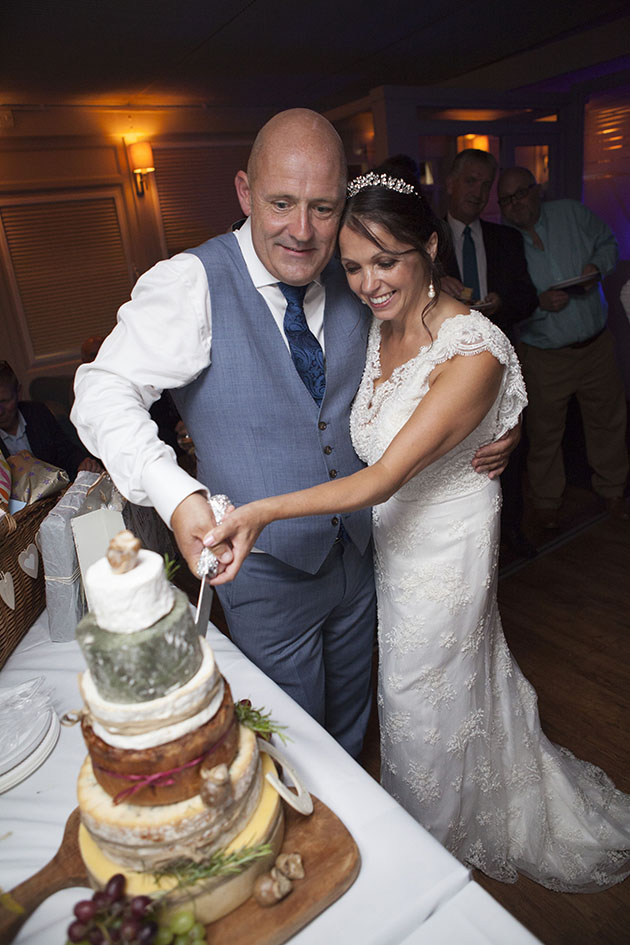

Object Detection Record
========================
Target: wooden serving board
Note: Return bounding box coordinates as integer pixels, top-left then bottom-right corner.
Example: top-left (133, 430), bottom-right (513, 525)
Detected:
top-left (0, 808), bottom-right (87, 944)
top-left (205, 796), bottom-right (360, 945)
top-left (0, 797), bottom-right (360, 945)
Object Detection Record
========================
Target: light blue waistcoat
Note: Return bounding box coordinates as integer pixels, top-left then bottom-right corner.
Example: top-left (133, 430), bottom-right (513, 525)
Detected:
top-left (172, 232), bottom-right (372, 574)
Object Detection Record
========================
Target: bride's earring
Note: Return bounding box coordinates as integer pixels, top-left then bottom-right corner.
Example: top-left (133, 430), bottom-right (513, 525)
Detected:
top-left (427, 280), bottom-right (435, 300)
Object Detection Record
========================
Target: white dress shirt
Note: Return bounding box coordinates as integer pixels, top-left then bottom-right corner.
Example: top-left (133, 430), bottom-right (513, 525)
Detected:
top-left (72, 218), bottom-right (327, 527)
top-left (446, 213), bottom-right (488, 301)
top-left (0, 410), bottom-right (31, 455)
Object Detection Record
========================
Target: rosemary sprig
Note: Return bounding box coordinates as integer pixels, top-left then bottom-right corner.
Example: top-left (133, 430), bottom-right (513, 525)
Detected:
top-left (164, 553), bottom-right (180, 582)
top-left (235, 700), bottom-right (290, 744)
top-left (153, 843), bottom-right (273, 890)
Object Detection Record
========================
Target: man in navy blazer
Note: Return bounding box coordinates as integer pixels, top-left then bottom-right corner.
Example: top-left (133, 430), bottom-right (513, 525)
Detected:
top-left (0, 361), bottom-right (99, 479)
top-left (442, 149), bottom-right (538, 557)
top-left (442, 149), bottom-right (538, 341)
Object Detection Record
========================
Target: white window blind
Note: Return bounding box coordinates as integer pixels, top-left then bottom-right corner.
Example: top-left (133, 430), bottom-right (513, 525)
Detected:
top-left (0, 196), bottom-right (132, 358)
top-left (154, 144), bottom-right (251, 256)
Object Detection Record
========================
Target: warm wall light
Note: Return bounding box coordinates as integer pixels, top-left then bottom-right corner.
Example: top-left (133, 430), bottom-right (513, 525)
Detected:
top-left (457, 133), bottom-right (490, 153)
top-left (127, 140), bottom-right (155, 197)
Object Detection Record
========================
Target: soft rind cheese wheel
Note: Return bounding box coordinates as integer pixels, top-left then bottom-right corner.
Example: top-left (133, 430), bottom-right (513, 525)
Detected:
top-left (85, 549), bottom-right (174, 633)
top-left (81, 636), bottom-right (224, 749)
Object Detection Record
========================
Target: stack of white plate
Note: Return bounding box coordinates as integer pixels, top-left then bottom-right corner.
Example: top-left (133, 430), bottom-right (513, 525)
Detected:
top-left (0, 680), bottom-right (60, 793)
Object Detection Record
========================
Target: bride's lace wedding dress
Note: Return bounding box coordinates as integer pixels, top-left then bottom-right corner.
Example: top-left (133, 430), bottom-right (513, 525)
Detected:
top-left (350, 310), bottom-right (630, 891)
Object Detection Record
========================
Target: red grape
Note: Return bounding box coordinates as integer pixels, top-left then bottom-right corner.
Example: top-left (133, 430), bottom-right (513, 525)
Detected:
top-left (87, 928), bottom-right (105, 945)
top-left (105, 873), bottom-right (127, 902)
top-left (73, 899), bottom-right (96, 922)
top-left (137, 920), bottom-right (158, 943)
top-left (67, 919), bottom-right (88, 943)
top-left (129, 895), bottom-right (153, 918)
top-left (92, 890), bottom-right (110, 911)
top-left (120, 916), bottom-right (140, 939)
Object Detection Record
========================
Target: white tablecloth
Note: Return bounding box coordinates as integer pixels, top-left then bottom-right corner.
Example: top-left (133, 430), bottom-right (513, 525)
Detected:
top-left (0, 611), bottom-right (542, 945)
top-left (400, 882), bottom-right (542, 944)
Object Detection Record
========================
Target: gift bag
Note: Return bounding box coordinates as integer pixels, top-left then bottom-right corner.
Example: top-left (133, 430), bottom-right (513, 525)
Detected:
top-left (39, 470), bottom-right (121, 642)
top-left (7, 450), bottom-right (69, 504)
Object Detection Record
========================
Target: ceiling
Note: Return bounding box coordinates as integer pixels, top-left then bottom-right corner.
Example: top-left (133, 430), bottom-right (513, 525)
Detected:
top-left (1, 1), bottom-right (629, 111)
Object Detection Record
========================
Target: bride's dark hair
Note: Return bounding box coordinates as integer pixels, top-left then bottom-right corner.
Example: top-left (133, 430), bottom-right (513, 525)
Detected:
top-left (340, 160), bottom-right (451, 328)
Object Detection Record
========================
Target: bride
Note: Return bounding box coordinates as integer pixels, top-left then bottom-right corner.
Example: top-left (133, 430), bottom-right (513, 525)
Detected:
top-left (206, 172), bottom-right (630, 891)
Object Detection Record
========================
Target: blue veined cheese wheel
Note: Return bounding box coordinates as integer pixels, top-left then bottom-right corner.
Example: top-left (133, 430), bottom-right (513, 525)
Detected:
top-left (76, 588), bottom-right (202, 702)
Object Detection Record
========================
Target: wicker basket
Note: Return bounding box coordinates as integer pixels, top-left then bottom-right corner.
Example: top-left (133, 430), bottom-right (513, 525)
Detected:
top-left (0, 493), bottom-right (63, 669)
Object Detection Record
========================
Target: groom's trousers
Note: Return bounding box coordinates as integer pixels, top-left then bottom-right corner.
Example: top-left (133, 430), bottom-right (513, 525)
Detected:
top-left (215, 537), bottom-right (376, 759)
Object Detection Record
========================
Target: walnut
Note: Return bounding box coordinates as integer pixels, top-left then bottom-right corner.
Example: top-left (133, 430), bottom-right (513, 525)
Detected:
top-left (253, 870), bottom-right (292, 907)
top-left (275, 853), bottom-right (305, 880)
top-left (106, 530), bottom-right (141, 574)
top-left (199, 762), bottom-right (233, 807)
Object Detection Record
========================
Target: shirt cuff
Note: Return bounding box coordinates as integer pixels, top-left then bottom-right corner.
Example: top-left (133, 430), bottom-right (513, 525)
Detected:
top-left (142, 456), bottom-right (210, 529)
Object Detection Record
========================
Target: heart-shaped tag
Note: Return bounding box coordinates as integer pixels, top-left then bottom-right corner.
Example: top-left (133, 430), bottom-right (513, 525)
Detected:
top-left (0, 571), bottom-right (15, 610)
top-left (18, 543), bottom-right (39, 579)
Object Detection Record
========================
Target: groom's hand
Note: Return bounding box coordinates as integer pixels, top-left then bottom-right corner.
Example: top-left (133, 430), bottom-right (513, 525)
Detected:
top-left (471, 419), bottom-right (521, 480)
top-left (171, 491), bottom-right (233, 579)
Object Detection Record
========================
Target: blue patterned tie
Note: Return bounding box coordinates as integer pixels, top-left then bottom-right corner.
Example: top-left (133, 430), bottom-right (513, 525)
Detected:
top-left (278, 282), bottom-right (326, 407)
top-left (462, 225), bottom-right (481, 302)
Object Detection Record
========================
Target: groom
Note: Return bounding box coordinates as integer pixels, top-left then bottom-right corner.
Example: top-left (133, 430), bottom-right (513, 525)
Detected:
top-left (73, 109), bottom-right (515, 758)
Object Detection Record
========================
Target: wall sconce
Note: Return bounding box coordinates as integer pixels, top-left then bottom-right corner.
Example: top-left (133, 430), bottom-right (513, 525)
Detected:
top-left (458, 133), bottom-right (490, 153)
top-left (128, 141), bottom-right (155, 197)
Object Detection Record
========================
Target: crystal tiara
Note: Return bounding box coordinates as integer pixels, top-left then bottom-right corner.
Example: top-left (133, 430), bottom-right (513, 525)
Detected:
top-left (347, 172), bottom-right (418, 198)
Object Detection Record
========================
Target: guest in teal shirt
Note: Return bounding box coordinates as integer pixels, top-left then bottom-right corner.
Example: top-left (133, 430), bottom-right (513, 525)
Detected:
top-left (496, 168), bottom-right (628, 525)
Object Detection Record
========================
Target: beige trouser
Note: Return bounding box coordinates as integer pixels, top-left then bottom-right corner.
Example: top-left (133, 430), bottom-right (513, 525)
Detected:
top-left (518, 329), bottom-right (629, 510)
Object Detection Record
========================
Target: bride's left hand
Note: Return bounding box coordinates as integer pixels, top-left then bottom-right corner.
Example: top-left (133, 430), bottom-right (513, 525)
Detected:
top-left (202, 502), bottom-right (267, 584)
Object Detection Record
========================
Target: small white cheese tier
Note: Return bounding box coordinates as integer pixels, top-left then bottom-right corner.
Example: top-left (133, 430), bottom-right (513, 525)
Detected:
top-left (76, 588), bottom-right (202, 703)
top-left (80, 636), bottom-right (221, 741)
top-left (78, 752), bottom-right (284, 924)
top-left (85, 549), bottom-right (174, 633)
top-left (78, 724), bottom-right (261, 871)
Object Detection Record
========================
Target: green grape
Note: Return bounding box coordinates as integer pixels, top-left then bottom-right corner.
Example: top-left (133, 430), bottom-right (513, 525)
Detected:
top-left (189, 922), bottom-right (205, 941)
top-left (154, 927), bottom-right (174, 945)
top-left (174, 935), bottom-right (191, 945)
top-left (168, 909), bottom-right (196, 935)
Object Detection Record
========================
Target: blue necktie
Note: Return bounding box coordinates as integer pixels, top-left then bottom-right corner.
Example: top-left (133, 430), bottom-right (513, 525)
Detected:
top-left (462, 225), bottom-right (481, 302)
top-left (278, 282), bottom-right (326, 407)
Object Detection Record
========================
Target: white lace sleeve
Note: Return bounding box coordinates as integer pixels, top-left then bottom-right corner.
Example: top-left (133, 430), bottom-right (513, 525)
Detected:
top-left (431, 312), bottom-right (527, 439)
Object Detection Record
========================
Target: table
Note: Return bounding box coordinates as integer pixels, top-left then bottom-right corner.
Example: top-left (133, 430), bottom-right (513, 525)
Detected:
top-left (400, 882), bottom-right (542, 944)
top-left (0, 612), bottom-right (542, 945)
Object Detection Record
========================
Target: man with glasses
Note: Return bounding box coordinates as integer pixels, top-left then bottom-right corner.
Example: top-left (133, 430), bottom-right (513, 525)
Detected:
top-left (497, 166), bottom-right (628, 525)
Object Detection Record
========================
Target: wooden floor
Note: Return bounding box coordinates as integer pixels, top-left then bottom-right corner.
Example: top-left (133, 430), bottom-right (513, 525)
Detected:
top-left (359, 483), bottom-right (630, 945)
